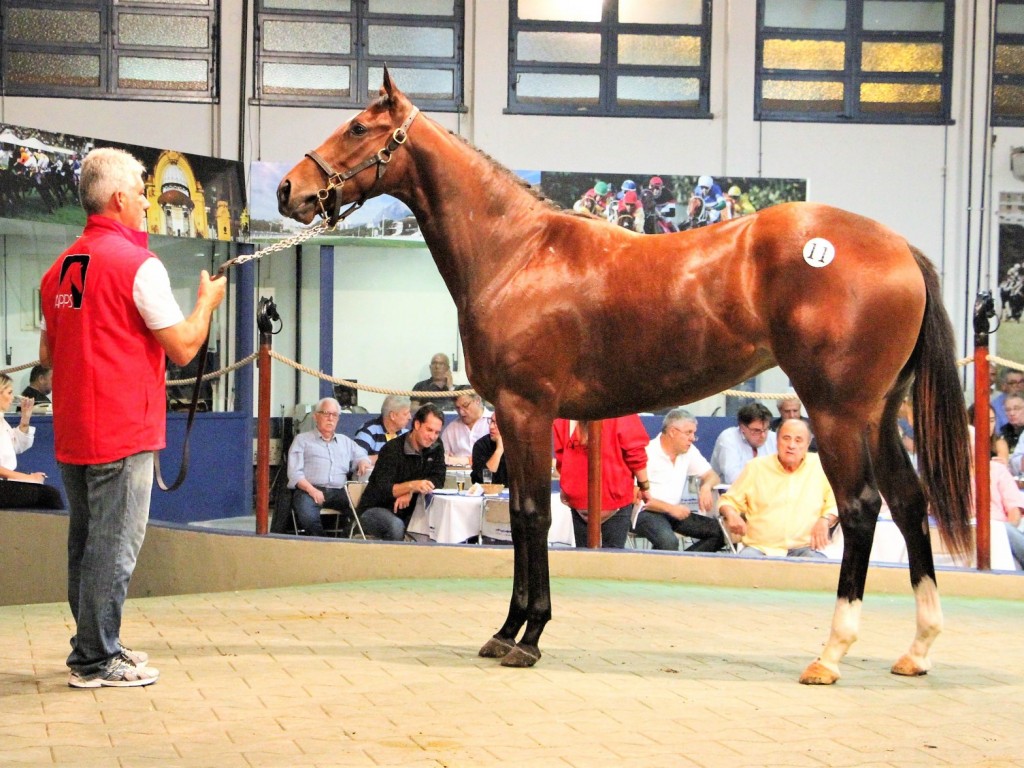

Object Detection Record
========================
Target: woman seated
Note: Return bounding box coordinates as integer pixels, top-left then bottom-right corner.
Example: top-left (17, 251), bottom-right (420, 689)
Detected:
top-left (0, 373), bottom-right (63, 509)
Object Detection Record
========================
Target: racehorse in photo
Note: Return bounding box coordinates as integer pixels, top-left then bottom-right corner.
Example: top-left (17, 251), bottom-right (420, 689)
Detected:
top-left (277, 71), bottom-right (973, 685)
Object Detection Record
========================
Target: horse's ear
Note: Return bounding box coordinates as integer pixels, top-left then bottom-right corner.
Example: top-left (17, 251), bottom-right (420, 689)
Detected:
top-left (382, 65), bottom-right (396, 100)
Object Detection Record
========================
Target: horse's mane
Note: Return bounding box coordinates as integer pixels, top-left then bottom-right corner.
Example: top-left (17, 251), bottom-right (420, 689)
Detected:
top-left (446, 130), bottom-right (564, 214)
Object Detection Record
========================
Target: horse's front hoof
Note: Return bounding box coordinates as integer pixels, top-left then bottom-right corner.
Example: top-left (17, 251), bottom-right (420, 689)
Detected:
top-left (891, 654), bottom-right (930, 677)
top-left (799, 659), bottom-right (840, 685)
top-left (500, 643), bottom-right (541, 668)
top-left (478, 636), bottom-right (515, 659)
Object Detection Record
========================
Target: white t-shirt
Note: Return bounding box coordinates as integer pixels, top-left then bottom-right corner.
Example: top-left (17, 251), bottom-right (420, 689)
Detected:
top-left (645, 436), bottom-right (712, 506)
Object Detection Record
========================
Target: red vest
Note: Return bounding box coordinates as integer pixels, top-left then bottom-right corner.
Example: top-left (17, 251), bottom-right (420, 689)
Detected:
top-left (40, 215), bottom-right (168, 464)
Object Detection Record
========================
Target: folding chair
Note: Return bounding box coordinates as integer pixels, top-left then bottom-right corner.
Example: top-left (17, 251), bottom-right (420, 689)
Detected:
top-left (479, 498), bottom-right (512, 544)
top-left (344, 481), bottom-right (370, 539)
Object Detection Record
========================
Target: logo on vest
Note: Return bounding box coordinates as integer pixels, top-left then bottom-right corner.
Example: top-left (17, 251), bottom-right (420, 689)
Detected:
top-left (56, 254), bottom-right (89, 309)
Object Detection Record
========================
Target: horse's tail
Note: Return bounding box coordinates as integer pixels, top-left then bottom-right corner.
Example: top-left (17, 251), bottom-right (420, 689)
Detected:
top-left (908, 246), bottom-right (974, 557)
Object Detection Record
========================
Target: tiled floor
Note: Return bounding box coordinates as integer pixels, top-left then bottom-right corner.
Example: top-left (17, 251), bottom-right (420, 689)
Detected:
top-left (1, 577), bottom-right (1022, 767)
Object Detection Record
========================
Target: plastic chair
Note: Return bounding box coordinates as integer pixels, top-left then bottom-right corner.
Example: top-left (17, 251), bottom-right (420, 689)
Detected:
top-left (344, 481), bottom-right (370, 539)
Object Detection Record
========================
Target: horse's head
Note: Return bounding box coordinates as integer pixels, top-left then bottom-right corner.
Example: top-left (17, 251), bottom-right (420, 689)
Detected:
top-left (277, 68), bottom-right (418, 225)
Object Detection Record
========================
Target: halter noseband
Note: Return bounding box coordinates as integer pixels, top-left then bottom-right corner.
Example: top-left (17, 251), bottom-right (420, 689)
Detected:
top-left (304, 107), bottom-right (419, 226)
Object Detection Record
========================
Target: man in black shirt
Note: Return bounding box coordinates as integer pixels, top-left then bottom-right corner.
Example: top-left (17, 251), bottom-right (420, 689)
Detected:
top-left (357, 403), bottom-right (446, 540)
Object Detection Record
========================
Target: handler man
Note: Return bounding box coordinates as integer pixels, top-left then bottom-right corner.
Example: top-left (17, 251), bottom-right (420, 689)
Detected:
top-left (40, 147), bottom-right (225, 688)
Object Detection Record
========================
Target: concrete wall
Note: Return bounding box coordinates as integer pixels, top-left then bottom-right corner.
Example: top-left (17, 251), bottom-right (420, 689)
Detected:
top-left (3, 510), bottom-right (1020, 608)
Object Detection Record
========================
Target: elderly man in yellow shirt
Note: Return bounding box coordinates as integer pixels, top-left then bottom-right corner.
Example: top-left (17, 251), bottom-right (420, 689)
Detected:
top-left (719, 419), bottom-right (837, 558)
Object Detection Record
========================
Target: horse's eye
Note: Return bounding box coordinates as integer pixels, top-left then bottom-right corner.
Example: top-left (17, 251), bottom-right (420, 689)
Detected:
top-left (351, 123), bottom-right (367, 136)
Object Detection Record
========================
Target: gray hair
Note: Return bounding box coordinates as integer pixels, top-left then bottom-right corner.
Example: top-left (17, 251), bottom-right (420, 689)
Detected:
top-left (380, 394), bottom-right (411, 417)
top-left (661, 407), bottom-right (697, 433)
top-left (316, 397), bottom-right (341, 413)
top-left (79, 147), bottom-right (147, 215)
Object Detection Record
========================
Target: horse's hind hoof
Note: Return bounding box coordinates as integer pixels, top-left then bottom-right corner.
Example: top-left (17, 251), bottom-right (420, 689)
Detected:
top-left (478, 636), bottom-right (515, 659)
top-left (799, 659), bottom-right (840, 685)
top-left (891, 654), bottom-right (930, 677)
top-left (500, 644), bottom-right (541, 668)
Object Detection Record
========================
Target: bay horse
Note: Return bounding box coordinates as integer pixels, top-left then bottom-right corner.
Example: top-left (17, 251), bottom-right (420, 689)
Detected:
top-left (277, 72), bottom-right (973, 685)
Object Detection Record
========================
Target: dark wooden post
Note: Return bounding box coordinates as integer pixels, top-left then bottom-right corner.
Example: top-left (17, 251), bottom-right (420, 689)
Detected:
top-left (587, 420), bottom-right (603, 548)
top-left (254, 296), bottom-right (279, 535)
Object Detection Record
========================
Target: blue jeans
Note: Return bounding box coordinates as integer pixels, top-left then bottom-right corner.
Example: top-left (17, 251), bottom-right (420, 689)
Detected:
top-left (62, 452), bottom-right (153, 675)
top-left (291, 487), bottom-right (350, 537)
top-left (1006, 522), bottom-right (1024, 570)
top-left (632, 509), bottom-right (726, 552)
top-left (738, 545), bottom-right (828, 559)
top-left (359, 506), bottom-right (406, 541)
top-left (571, 504), bottom-right (632, 548)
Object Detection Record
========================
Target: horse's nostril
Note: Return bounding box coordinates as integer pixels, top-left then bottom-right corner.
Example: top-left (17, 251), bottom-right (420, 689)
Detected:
top-left (277, 179), bottom-right (290, 208)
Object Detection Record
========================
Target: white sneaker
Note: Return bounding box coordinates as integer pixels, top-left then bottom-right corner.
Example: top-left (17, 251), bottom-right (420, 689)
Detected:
top-left (119, 647), bottom-right (149, 667)
top-left (68, 657), bottom-right (159, 688)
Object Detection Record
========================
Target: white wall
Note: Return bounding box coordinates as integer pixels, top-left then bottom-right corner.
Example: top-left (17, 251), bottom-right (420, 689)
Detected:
top-left (1, 0), bottom-right (1014, 414)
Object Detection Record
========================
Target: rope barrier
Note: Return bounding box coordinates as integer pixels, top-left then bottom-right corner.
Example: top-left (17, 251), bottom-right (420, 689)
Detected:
top-left (0, 350), bottom-right (1008, 401)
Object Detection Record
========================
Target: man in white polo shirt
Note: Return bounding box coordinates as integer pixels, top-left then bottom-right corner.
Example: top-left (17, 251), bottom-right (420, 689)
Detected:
top-left (632, 408), bottom-right (725, 552)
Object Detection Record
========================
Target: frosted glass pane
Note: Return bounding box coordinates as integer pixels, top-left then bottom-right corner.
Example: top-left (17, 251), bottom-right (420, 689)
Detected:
top-left (619, 34), bottom-right (701, 66)
top-left (263, 62), bottom-right (351, 97)
top-left (996, 44), bottom-right (1024, 75)
top-left (368, 66), bottom-right (453, 98)
top-left (516, 73), bottom-right (601, 104)
top-left (764, 0), bottom-right (846, 29)
top-left (761, 79), bottom-right (844, 112)
top-left (517, 0), bottom-right (601, 23)
top-left (263, 0), bottom-right (351, 11)
top-left (264, 20), bottom-right (351, 54)
top-left (998, 5), bottom-right (1024, 34)
top-left (369, 0), bottom-right (454, 15)
top-left (8, 52), bottom-right (100, 88)
top-left (8, 9), bottom-right (100, 44)
top-left (619, 0), bottom-right (702, 25)
top-left (518, 31), bottom-right (601, 64)
top-left (861, 42), bottom-right (942, 72)
top-left (118, 0), bottom-right (209, 5)
top-left (764, 39), bottom-right (845, 70)
top-left (616, 76), bottom-right (699, 105)
top-left (859, 81), bottom-right (941, 114)
top-left (368, 25), bottom-right (453, 57)
top-left (994, 84), bottom-right (1024, 117)
top-left (120, 14), bottom-right (208, 48)
top-left (863, 1), bottom-right (944, 32)
top-left (119, 57), bottom-right (208, 90)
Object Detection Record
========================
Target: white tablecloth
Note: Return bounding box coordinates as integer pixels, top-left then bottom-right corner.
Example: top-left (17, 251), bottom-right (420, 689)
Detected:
top-left (869, 516), bottom-right (1016, 571)
top-left (407, 492), bottom-right (575, 546)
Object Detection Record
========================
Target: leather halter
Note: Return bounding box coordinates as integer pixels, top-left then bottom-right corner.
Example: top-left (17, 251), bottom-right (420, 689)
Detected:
top-left (304, 107), bottom-right (419, 225)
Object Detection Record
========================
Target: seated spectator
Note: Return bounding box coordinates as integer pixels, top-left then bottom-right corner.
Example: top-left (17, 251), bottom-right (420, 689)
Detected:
top-left (769, 395), bottom-right (817, 452)
top-left (21, 364), bottom-right (52, 405)
top-left (967, 403), bottom-right (1010, 464)
top-left (719, 419), bottom-right (837, 559)
top-left (471, 414), bottom-right (507, 485)
top-left (554, 415), bottom-right (651, 549)
top-left (356, 403), bottom-right (447, 541)
top-left (1001, 394), bottom-right (1024, 452)
top-left (354, 394), bottom-right (412, 463)
top-left (286, 397), bottom-right (371, 537)
top-left (0, 374), bottom-right (63, 509)
top-left (632, 408), bottom-right (725, 552)
top-left (989, 460), bottom-right (1024, 570)
top-left (992, 367), bottom-right (1024, 430)
top-left (441, 390), bottom-right (491, 466)
top-left (411, 352), bottom-right (456, 410)
top-left (710, 402), bottom-right (777, 484)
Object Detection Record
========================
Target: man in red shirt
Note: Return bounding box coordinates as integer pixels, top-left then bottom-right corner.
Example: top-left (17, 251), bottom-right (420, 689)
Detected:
top-left (40, 147), bottom-right (225, 688)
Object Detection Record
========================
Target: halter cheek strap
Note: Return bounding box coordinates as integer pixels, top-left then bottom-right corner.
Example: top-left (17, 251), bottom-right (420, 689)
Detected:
top-left (304, 107), bottom-right (419, 226)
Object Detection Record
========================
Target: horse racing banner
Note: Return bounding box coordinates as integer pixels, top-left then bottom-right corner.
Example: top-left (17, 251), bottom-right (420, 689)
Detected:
top-left (0, 122), bottom-right (247, 241)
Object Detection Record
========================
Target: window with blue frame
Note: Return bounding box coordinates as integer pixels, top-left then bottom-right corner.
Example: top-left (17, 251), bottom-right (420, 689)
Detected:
top-left (0, 0), bottom-right (218, 102)
top-left (756, 0), bottom-right (954, 124)
top-left (254, 0), bottom-right (464, 111)
top-left (507, 0), bottom-right (712, 118)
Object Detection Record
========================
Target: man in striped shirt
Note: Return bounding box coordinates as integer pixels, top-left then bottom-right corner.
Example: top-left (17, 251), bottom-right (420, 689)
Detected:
top-left (354, 394), bottom-right (412, 463)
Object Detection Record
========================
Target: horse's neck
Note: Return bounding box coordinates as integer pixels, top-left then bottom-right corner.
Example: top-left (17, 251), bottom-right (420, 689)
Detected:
top-left (394, 121), bottom-right (546, 302)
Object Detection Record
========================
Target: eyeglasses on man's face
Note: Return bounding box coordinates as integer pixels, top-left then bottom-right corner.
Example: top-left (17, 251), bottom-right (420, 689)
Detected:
top-left (316, 410), bottom-right (340, 419)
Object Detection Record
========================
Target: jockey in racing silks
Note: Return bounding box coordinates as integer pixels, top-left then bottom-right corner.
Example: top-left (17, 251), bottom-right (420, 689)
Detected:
top-left (693, 175), bottom-right (728, 224)
top-left (615, 190), bottom-right (645, 233)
